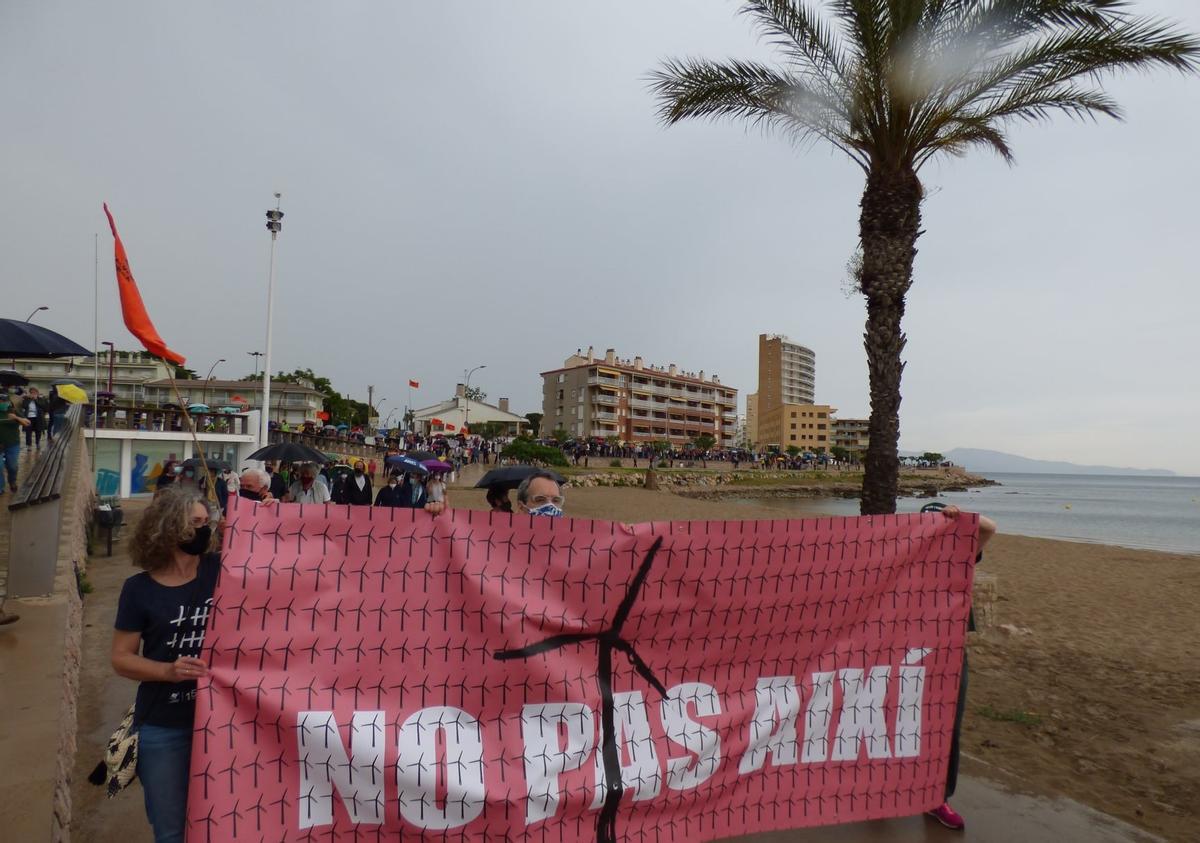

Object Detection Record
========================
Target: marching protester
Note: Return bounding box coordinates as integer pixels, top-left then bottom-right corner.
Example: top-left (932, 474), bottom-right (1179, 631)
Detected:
top-left (424, 469), bottom-right (447, 508)
top-left (109, 487), bottom-right (219, 842)
top-left (264, 461), bottom-right (288, 499)
top-left (20, 386), bottom-right (48, 450)
top-left (374, 472), bottom-right (402, 507)
top-left (340, 460), bottom-right (373, 505)
top-left (486, 486), bottom-right (513, 513)
top-left (515, 470), bottom-right (565, 517)
top-left (285, 463), bottom-right (331, 504)
top-left (0, 391), bottom-right (31, 497)
top-left (237, 468), bottom-right (276, 502)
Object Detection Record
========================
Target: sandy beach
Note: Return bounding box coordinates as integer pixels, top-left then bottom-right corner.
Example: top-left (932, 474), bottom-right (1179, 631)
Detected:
top-left (447, 482), bottom-right (1200, 842)
top-left (66, 482), bottom-right (1198, 842)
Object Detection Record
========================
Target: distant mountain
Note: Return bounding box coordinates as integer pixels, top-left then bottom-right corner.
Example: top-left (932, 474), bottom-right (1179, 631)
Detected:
top-left (939, 448), bottom-right (1176, 477)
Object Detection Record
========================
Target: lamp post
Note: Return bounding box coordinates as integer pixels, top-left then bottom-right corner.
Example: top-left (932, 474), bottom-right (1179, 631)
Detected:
top-left (374, 398), bottom-right (388, 432)
top-left (202, 358), bottom-right (225, 406)
top-left (25, 305), bottom-right (49, 322)
top-left (101, 341), bottom-right (115, 394)
top-left (260, 194), bottom-right (284, 448)
top-left (248, 350), bottom-right (263, 379)
top-left (463, 364), bottom-right (486, 433)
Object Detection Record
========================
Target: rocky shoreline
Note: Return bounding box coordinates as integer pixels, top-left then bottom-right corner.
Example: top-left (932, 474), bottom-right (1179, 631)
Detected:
top-left (563, 467), bottom-right (998, 500)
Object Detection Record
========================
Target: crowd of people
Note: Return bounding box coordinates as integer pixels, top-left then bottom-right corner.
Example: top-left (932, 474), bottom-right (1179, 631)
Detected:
top-left (95, 429), bottom-right (991, 840)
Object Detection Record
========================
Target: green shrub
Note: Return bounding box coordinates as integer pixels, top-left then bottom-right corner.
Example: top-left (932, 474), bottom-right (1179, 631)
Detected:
top-left (501, 439), bottom-right (569, 467)
top-left (609, 459), bottom-right (622, 468)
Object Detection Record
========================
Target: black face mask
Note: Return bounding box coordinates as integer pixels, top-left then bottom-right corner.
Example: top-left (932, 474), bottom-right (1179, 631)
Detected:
top-left (179, 524), bottom-right (212, 556)
top-left (354, 467), bottom-right (363, 475)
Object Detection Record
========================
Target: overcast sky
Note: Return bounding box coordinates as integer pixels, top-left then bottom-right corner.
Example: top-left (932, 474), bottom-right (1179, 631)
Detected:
top-left (3, 1), bottom-right (1198, 474)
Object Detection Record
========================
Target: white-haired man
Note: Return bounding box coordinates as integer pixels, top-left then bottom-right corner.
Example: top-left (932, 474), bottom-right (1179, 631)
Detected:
top-left (238, 468), bottom-right (276, 503)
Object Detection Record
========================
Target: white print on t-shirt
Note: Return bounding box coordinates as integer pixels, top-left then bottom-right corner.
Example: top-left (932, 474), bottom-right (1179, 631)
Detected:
top-left (164, 596), bottom-right (213, 656)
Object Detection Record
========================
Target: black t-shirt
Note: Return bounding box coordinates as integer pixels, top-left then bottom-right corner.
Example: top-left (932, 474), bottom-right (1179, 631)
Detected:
top-left (114, 554), bottom-right (221, 728)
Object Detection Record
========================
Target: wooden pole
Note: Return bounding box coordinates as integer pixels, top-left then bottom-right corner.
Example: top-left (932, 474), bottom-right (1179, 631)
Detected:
top-left (163, 367), bottom-right (218, 505)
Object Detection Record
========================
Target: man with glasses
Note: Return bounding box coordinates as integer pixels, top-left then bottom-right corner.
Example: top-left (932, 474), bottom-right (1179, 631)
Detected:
top-left (515, 470), bottom-right (565, 518)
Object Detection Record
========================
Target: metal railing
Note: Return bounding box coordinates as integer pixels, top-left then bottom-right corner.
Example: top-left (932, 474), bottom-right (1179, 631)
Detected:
top-left (85, 404), bottom-right (253, 436)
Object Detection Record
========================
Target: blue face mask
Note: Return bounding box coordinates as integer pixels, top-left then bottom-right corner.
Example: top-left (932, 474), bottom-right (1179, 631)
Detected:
top-left (527, 503), bottom-right (563, 518)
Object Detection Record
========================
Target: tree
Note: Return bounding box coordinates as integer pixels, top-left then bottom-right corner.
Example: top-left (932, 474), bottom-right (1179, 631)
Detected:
top-left (525, 412), bottom-right (544, 435)
top-left (650, 1), bottom-right (1198, 514)
top-left (830, 445), bottom-right (851, 463)
top-left (173, 365), bottom-right (198, 380)
top-left (464, 385), bottom-right (487, 403)
top-left (921, 451), bottom-right (945, 465)
top-left (551, 427), bottom-right (570, 444)
top-left (693, 433), bottom-right (717, 452)
top-left (786, 445), bottom-right (802, 458)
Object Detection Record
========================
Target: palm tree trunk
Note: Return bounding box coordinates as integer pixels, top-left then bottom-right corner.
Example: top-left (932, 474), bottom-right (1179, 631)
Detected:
top-left (857, 167), bottom-right (922, 515)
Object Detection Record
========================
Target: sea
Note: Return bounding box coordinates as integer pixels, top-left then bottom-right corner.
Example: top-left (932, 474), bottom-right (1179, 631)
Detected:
top-left (727, 472), bottom-right (1200, 556)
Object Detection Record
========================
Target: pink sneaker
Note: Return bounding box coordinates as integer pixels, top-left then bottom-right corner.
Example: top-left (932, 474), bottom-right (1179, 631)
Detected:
top-left (927, 802), bottom-right (965, 830)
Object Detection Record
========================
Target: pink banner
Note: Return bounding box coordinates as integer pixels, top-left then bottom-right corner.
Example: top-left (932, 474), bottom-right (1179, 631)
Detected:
top-left (188, 498), bottom-right (977, 841)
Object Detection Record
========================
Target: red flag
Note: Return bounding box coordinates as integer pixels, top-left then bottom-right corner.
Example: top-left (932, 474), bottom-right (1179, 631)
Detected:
top-left (408, 379), bottom-right (419, 389)
top-left (431, 418), bottom-right (443, 426)
top-left (446, 423), bottom-right (456, 431)
top-left (103, 204), bottom-right (186, 365)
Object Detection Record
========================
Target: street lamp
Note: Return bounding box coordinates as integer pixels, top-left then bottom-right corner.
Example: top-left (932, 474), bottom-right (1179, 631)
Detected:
top-left (101, 341), bottom-right (115, 394)
top-left (25, 306), bottom-right (48, 322)
top-left (202, 358), bottom-right (225, 405)
top-left (463, 364), bottom-right (486, 433)
top-left (260, 194), bottom-right (284, 448)
top-left (248, 350), bottom-right (263, 378)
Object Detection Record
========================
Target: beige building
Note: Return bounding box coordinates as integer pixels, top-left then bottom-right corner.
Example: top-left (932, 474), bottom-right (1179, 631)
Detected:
top-left (540, 347), bottom-right (738, 448)
top-left (757, 334), bottom-right (815, 411)
top-left (11, 350), bottom-right (173, 404)
top-left (833, 417), bottom-right (870, 457)
top-left (142, 378), bottom-right (324, 426)
top-left (757, 403), bottom-right (836, 453)
top-left (745, 393), bottom-right (759, 445)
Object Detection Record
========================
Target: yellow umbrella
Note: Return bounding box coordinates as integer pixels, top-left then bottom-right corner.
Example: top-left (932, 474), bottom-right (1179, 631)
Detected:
top-left (57, 384), bottom-right (88, 404)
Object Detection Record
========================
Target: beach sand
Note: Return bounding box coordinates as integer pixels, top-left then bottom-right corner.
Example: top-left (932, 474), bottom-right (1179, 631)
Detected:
top-left (450, 483), bottom-right (1200, 841)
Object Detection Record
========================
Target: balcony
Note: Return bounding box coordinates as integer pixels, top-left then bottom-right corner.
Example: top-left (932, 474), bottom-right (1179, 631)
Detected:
top-left (592, 410), bottom-right (618, 421)
top-left (586, 376), bottom-right (626, 388)
top-left (592, 393), bottom-right (619, 406)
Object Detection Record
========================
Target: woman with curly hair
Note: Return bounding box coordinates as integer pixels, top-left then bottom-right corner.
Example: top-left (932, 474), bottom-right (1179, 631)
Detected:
top-left (110, 486), bottom-right (220, 842)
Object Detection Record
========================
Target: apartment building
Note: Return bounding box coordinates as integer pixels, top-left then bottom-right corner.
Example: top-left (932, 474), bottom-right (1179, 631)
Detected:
top-left (757, 334), bottom-right (815, 411)
top-left (833, 417), bottom-right (870, 457)
top-left (12, 350), bottom-right (173, 404)
top-left (540, 347), bottom-right (738, 448)
top-left (756, 403), bottom-right (836, 453)
top-left (142, 378), bottom-right (324, 426)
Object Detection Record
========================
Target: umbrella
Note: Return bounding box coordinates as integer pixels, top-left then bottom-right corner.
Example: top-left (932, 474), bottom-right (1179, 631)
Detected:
top-left (475, 465), bottom-right (566, 491)
top-left (57, 384), bottom-right (88, 403)
top-left (385, 455), bottom-right (429, 475)
top-left (246, 441), bottom-right (331, 464)
top-left (182, 457), bottom-right (230, 472)
top-left (0, 318), bottom-right (92, 358)
top-left (188, 403), bottom-right (210, 413)
top-left (217, 406), bottom-right (240, 414)
top-left (336, 423), bottom-right (349, 430)
top-left (421, 459), bottom-right (453, 473)
top-left (405, 450), bottom-right (437, 461)
top-left (51, 378), bottom-right (85, 387)
top-left (0, 369), bottom-right (29, 387)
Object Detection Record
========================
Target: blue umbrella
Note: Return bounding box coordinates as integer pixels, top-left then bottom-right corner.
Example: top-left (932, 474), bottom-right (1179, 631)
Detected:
top-left (385, 454), bottom-right (429, 475)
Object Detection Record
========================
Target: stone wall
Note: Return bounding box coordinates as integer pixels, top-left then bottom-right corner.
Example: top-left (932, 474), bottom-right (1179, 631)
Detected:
top-left (51, 439), bottom-right (95, 841)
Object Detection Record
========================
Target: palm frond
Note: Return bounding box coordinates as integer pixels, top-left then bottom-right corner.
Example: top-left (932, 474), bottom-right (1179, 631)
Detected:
top-left (738, 0), bottom-right (849, 91)
top-left (647, 57), bottom-right (867, 166)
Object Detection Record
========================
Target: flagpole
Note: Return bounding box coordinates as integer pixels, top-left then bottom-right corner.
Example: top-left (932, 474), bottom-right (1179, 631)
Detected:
top-left (164, 367), bottom-right (218, 505)
top-left (91, 233), bottom-right (99, 473)
top-left (259, 194), bottom-right (283, 450)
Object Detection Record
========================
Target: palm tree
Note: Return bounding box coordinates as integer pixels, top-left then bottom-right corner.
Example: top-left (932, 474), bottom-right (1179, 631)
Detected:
top-left (650, 0), bottom-right (1197, 514)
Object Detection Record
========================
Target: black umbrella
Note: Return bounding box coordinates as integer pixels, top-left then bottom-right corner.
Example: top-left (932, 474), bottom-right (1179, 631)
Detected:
top-left (404, 450), bottom-right (437, 461)
top-left (51, 378), bottom-right (85, 387)
top-left (0, 369), bottom-right (29, 387)
top-left (0, 318), bottom-right (92, 358)
top-left (475, 465), bottom-right (567, 491)
top-left (246, 441), bottom-right (331, 464)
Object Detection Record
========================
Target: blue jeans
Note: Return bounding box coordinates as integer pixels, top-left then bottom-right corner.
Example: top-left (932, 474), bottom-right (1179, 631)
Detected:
top-left (136, 724), bottom-right (192, 843)
top-left (0, 443), bottom-right (19, 492)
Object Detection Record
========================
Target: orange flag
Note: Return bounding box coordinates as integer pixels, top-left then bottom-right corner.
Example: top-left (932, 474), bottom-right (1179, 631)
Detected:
top-left (103, 204), bottom-right (186, 365)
